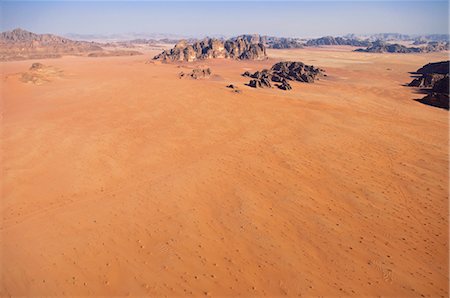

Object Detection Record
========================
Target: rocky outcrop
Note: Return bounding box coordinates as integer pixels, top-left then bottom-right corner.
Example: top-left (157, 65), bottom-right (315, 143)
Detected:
top-left (153, 36), bottom-right (267, 62)
top-left (178, 68), bottom-right (212, 79)
top-left (408, 61), bottom-right (449, 110)
top-left (0, 28), bottom-right (104, 61)
top-left (244, 61), bottom-right (325, 90)
top-left (15, 62), bottom-right (64, 85)
top-left (306, 36), bottom-right (371, 47)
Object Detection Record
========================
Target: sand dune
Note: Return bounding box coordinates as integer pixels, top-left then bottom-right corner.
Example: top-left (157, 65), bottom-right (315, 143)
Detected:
top-left (1, 48), bottom-right (448, 296)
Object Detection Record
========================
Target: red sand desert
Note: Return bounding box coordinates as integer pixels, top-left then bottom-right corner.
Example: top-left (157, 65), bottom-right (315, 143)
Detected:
top-left (1, 48), bottom-right (448, 296)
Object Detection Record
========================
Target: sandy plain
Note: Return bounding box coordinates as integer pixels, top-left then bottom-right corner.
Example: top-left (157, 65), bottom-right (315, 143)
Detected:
top-left (1, 47), bottom-right (448, 296)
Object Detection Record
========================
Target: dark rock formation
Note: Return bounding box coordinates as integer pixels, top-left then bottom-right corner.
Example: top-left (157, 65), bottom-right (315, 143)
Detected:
top-left (178, 68), bottom-right (211, 79)
top-left (355, 41), bottom-right (422, 53)
top-left (418, 75), bottom-right (449, 110)
top-left (416, 61), bottom-right (449, 75)
top-left (153, 36), bottom-right (267, 62)
top-left (245, 61), bottom-right (325, 90)
top-left (408, 61), bottom-right (449, 110)
top-left (306, 36), bottom-right (371, 47)
top-left (0, 28), bottom-right (104, 61)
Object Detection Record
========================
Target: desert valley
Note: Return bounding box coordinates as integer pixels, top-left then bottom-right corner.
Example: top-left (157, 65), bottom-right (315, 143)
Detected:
top-left (1, 15), bottom-right (449, 297)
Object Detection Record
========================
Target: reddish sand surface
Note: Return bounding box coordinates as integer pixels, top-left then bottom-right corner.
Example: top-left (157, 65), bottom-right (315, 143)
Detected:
top-left (1, 48), bottom-right (448, 296)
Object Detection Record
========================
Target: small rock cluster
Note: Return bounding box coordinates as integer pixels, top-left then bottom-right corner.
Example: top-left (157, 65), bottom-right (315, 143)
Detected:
top-left (226, 84), bottom-right (242, 93)
top-left (178, 68), bottom-right (212, 79)
top-left (243, 61), bottom-right (325, 91)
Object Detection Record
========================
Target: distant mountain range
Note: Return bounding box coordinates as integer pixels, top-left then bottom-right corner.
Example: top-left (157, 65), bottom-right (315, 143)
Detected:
top-left (63, 31), bottom-right (449, 43)
top-left (355, 40), bottom-right (449, 54)
top-left (343, 33), bottom-right (449, 42)
top-left (2, 28), bottom-right (448, 61)
top-left (0, 28), bottom-right (142, 61)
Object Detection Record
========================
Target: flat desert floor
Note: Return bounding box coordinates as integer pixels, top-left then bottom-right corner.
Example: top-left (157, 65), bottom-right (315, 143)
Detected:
top-left (1, 47), bottom-right (448, 296)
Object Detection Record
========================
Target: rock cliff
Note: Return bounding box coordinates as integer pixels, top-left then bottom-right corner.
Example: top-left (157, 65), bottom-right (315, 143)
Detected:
top-left (408, 61), bottom-right (449, 110)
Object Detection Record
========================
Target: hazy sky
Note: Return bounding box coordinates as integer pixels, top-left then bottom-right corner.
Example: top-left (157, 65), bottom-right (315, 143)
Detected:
top-left (1, 1), bottom-right (448, 38)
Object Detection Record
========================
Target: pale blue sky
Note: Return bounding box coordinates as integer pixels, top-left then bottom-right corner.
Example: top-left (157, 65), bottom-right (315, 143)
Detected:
top-left (1, 1), bottom-right (448, 38)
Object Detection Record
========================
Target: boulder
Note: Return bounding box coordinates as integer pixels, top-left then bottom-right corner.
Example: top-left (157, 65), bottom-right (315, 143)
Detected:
top-left (278, 79), bottom-right (292, 90)
top-left (226, 84), bottom-right (242, 93)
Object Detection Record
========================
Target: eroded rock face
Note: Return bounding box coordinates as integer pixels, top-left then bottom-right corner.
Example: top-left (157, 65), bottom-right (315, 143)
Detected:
top-left (153, 37), bottom-right (267, 62)
top-left (178, 68), bottom-right (212, 79)
top-left (408, 61), bottom-right (449, 110)
top-left (245, 61), bottom-right (325, 90)
top-left (408, 73), bottom-right (446, 88)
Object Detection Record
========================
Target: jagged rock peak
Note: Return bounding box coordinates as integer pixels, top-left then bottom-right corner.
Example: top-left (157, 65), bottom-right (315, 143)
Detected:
top-left (153, 36), bottom-right (267, 62)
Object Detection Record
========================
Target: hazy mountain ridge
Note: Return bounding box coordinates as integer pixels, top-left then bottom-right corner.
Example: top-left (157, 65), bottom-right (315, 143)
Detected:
top-left (0, 28), bottom-right (145, 61)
